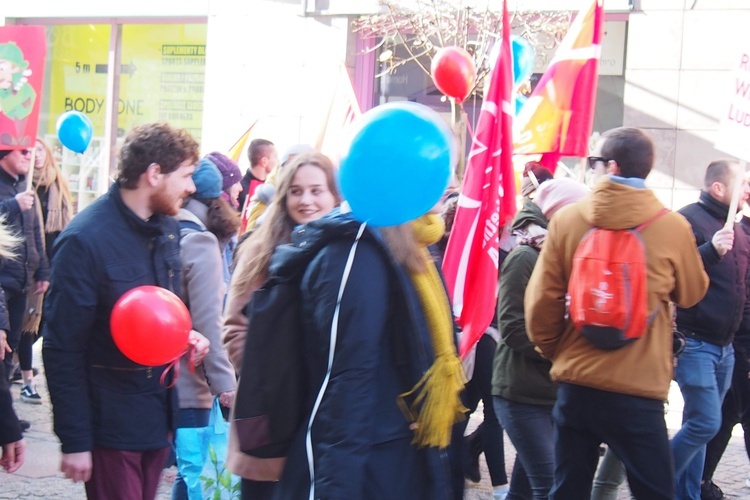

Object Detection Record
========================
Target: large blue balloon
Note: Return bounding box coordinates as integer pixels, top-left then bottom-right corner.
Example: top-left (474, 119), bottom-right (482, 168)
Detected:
top-left (339, 102), bottom-right (454, 227)
top-left (56, 111), bottom-right (93, 154)
top-left (511, 36), bottom-right (535, 88)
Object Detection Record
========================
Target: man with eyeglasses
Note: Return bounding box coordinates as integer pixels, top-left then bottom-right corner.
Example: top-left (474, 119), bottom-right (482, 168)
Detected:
top-left (524, 127), bottom-right (708, 499)
top-left (0, 148), bottom-right (48, 410)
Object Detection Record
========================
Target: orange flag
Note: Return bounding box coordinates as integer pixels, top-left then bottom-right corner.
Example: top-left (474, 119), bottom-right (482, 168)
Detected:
top-left (513, 0), bottom-right (604, 171)
top-left (227, 120), bottom-right (258, 163)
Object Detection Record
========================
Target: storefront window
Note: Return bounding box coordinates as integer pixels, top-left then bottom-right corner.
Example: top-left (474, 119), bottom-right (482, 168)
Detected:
top-left (35, 22), bottom-right (207, 213)
top-left (121, 24), bottom-right (206, 139)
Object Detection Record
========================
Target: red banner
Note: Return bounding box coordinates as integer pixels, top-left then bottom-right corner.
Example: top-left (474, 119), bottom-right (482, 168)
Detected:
top-left (442, 0), bottom-right (516, 358)
top-left (0, 26), bottom-right (46, 149)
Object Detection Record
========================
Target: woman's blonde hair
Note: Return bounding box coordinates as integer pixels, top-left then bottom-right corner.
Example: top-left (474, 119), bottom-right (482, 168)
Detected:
top-left (0, 217), bottom-right (21, 262)
top-left (35, 137), bottom-right (73, 203)
top-left (233, 152), bottom-right (341, 294)
top-left (380, 224), bottom-right (427, 274)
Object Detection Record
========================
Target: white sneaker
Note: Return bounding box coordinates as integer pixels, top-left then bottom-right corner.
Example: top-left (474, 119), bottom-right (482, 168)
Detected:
top-left (745, 475), bottom-right (750, 488)
top-left (493, 485), bottom-right (509, 500)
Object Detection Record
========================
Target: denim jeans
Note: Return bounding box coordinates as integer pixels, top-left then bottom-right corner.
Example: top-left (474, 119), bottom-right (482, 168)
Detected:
top-left (493, 396), bottom-right (554, 500)
top-left (590, 447), bottom-right (626, 500)
top-left (451, 335), bottom-right (507, 500)
top-left (671, 339), bottom-right (734, 500)
top-left (550, 383), bottom-right (673, 500)
top-left (703, 362), bottom-right (750, 482)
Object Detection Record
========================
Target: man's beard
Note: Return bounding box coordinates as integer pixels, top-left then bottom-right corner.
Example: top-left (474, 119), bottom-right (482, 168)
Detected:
top-left (150, 187), bottom-right (181, 216)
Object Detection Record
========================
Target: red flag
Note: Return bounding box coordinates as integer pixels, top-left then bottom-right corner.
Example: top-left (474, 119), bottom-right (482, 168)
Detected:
top-left (514, 0), bottom-right (604, 169)
top-left (442, 0), bottom-right (515, 358)
top-left (0, 26), bottom-right (46, 149)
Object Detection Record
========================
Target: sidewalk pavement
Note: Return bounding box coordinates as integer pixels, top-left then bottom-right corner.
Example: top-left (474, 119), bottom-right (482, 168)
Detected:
top-left (6, 342), bottom-right (750, 499)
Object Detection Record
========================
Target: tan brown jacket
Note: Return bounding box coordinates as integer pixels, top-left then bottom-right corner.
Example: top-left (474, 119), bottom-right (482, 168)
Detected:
top-left (525, 178), bottom-right (709, 401)
top-left (222, 239), bottom-right (285, 481)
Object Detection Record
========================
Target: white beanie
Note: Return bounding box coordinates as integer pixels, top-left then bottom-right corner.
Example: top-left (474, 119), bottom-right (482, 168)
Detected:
top-left (535, 178), bottom-right (590, 220)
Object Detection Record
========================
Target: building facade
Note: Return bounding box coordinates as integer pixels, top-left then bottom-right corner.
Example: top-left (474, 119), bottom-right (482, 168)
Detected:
top-left (2, 0), bottom-right (748, 210)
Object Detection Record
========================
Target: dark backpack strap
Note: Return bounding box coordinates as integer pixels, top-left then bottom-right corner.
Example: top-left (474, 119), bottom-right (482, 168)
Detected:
top-left (635, 208), bottom-right (669, 232)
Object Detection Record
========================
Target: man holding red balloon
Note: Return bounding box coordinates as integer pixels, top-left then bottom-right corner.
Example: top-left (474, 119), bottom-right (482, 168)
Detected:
top-left (42, 122), bottom-right (210, 499)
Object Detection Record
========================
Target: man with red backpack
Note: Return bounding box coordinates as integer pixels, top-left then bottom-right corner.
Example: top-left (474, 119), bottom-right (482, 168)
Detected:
top-left (670, 159), bottom-right (750, 500)
top-left (525, 127), bottom-right (709, 499)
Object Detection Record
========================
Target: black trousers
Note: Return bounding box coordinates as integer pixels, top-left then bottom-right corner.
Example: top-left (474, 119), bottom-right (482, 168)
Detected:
top-left (550, 383), bottom-right (674, 500)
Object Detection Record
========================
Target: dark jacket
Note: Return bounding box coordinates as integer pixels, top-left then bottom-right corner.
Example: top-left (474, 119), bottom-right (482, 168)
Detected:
top-left (734, 216), bottom-right (750, 372)
top-left (238, 170), bottom-right (262, 213)
top-left (676, 191), bottom-right (750, 347)
top-left (0, 279), bottom-right (20, 446)
top-left (0, 168), bottom-right (49, 293)
top-left (43, 184), bottom-right (182, 454)
top-left (492, 199), bottom-right (557, 405)
top-left (273, 213), bottom-right (451, 500)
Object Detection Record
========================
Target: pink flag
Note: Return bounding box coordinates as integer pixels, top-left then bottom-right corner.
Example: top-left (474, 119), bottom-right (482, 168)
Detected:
top-left (514, 0), bottom-right (604, 169)
top-left (442, 0), bottom-right (516, 358)
top-left (0, 26), bottom-right (46, 148)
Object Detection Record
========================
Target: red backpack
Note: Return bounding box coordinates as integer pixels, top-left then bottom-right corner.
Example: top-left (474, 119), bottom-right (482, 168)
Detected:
top-left (567, 209), bottom-right (668, 349)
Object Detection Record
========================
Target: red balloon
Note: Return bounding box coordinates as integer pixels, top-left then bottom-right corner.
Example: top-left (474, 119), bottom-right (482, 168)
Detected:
top-left (110, 286), bottom-right (191, 366)
top-left (431, 46), bottom-right (477, 102)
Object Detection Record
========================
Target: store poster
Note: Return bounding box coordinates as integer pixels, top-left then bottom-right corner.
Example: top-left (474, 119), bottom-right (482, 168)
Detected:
top-left (0, 26), bottom-right (46, 148)
top-left (48, 24), bottom-right (206, 141)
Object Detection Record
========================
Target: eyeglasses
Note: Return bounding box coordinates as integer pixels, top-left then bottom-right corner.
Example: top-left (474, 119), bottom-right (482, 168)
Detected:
top-left (587, 156), bottom-right (611, 170)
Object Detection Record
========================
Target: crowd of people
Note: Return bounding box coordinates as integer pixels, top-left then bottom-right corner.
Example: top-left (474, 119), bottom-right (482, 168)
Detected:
top-left (0, 121), bottom-right (746, 500)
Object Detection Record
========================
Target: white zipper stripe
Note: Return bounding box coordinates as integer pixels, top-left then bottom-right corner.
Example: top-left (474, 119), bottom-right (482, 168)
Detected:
top-left (306, 222), bottom-right (367, 500)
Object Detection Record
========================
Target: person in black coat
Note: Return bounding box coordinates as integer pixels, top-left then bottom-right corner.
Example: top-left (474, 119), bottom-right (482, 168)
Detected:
top-left (672, 159), bottom-right (750, 499)
top-left (43, 123), bottom-right (210, 499)
top-left (700, 209), bottom-right (750, 498)
top-left (0, 147), bottom-right (49, 402)
top-left (0, 220), bottom-right (25, 473)
top-left (272, 211), bottom-right (461, 500)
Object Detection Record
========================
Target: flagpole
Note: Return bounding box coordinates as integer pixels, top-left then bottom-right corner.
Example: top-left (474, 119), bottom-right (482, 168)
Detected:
top-left (578, 157), bottom-right (587, 183)
top-left (726, 160), bottom-right (747, 229)
top-left (26, 147), bottom-right (36, 194)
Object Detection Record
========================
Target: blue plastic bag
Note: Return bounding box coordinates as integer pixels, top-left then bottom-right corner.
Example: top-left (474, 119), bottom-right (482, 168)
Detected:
top-left (175, 398), bottom-right (240, 499)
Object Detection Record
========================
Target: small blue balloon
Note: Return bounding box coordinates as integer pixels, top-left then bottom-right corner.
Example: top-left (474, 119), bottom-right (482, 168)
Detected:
top-left (515, 94), bottom-right (528, 116)
top-left (511, 36), bottom-right (535, 88)
top-left (56, 111), bottom-right (93, 154)
top-left (339, 102), bottom-right (454, 227)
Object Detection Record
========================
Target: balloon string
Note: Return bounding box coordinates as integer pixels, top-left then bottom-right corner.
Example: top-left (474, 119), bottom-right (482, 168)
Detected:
top-left (159, 356), bottom-right (181, 389)
top-left (159, 344), bottom-right (195, 388)
top-left (460, 104), bottom-right (475, 141)
top-left (187, 342), bottom-right (197, 374)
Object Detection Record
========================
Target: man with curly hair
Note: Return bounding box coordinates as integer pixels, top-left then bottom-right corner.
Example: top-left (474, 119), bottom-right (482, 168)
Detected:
top-left (43, 122), bottom-right (210, 499)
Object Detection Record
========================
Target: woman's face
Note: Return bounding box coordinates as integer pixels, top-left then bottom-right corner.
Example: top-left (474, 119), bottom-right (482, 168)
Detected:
top-left (34, 140), bottom-right (45, 169)
top-left (285, 164), bottom-right (336, 225)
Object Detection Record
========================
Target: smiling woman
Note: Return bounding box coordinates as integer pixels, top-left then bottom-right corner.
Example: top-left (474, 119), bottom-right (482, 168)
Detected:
top-left (222, 151), bottom-right (341, 499)
top-left (286, 163), bottom-right (337, 225)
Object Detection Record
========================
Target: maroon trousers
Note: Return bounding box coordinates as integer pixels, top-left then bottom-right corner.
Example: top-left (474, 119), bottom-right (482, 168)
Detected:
top-left (85, 447), bottom-right (171, 500)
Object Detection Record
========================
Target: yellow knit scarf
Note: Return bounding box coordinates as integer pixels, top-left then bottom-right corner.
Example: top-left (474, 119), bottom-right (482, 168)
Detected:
top-left (399, 214), bottom-right (467, 448)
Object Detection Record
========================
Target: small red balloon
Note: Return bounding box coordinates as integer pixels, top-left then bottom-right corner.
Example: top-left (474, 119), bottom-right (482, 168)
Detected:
top-left (110, 286), bottom-right (191, 366)
top-left (431, 46), bottom-right (477, 102)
